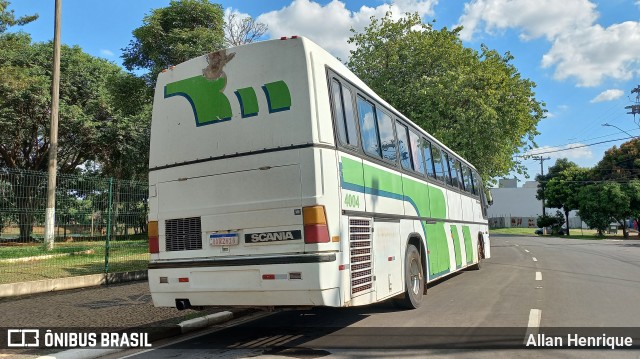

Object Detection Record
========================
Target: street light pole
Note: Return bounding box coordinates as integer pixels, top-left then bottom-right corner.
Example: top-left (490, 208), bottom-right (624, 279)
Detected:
top-left (602, 123), bottom-right (638, 139)
top-left (44, 0), bottom-right (62, 251)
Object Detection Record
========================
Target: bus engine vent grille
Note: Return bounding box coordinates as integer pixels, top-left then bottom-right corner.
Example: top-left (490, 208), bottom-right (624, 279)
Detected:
top-left (165, 217), bottom-right (202, 251)
top-left (349, 217), bottom-right (373, 296)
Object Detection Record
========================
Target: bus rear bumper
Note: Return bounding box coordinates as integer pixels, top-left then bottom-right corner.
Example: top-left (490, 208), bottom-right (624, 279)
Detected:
top-left (148, 256), bottom-right (343, 307)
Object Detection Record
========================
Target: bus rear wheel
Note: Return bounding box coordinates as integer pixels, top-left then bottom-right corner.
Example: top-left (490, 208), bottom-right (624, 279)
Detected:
top-left (395, 244), bottom-right (424, 309)
top-left (468, 236), bottom-right (484, 271)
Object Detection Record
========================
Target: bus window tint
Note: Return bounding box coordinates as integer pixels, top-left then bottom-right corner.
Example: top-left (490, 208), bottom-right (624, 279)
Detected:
top-left (342, 86), bottom-right (358, 147)
top-left (409, 130), bottom-right (425, 175)
top-left (462, 165), bottom-right (473, 193)
top-left (397, 122), bottom-right (412, 170)
top-left (377, 110), bottom-right (397, 162)
top-left (455, 160), bottom-right (464, 190)
top-left (357, 97), bottom-right (380, 157)
top-left (431, 146), bottom-right (445, 182)
top-left (422, 138), bottom-right (436, 179)
top-left (331, 81), bottom-right (348, 145)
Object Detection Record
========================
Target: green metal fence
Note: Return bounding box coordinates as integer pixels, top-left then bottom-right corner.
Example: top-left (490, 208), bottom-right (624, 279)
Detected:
top-left (0, 168), bottom-right (149, 284)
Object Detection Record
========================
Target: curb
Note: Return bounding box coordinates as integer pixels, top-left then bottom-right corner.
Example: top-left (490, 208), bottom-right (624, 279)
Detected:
top-left (36, 310), bottom-right (242, 359)
top-left (0, 270), bottom-right (148, 298)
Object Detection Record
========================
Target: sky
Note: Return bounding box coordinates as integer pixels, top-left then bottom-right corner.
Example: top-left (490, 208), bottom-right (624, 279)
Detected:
top-left (8, 0), bottom-right (640, 184)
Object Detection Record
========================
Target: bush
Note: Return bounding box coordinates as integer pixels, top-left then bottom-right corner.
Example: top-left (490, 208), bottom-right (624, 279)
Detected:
top-left (536, 211), bottom-right (566, 235)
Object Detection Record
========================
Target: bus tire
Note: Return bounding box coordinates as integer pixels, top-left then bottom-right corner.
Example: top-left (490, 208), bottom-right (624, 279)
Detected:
top-left (395, 244), bottom-right (424, 309)
top-left (468, 235), bottom-right (485, 271)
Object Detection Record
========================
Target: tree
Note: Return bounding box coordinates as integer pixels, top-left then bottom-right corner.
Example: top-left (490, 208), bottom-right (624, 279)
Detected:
top-left (592, 138), bottom-right (640, 181)
top-left (122, 0), bottom-right (225, 84)
top-left (347, 13), bottom-right (545, 182)
top-left (0, 0), bottom-right (38, 33)
top-left (577, 182), bottom-right (635, 237)
top-left (0, 33), bottom-right (149, 240)
top-left (536, 159), bottom-right (588, 235)
top-left (224, 11), bottom-right (267, 47)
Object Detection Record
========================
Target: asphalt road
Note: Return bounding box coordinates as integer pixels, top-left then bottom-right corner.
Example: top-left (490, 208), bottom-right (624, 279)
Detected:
top-left (112, 235), bottom-right (640, 358)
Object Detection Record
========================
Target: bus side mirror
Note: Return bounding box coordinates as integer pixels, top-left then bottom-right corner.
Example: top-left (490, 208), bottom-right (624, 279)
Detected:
top-left (485, 189), bottom-right (493, 206)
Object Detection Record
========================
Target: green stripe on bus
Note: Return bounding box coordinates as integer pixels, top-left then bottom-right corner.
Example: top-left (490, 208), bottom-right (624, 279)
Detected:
top-left (164, 76), bottom-right (232, 126)
top-left (451, 225), bottom-right (462, 268)
top-left (462, 225), bottom-right (473, 264)
top-left (262, 80), bottom-right (292, 113)
top-left (235, 87), bottom-right (259, 117)
top-left (340, 156), bottom-right (451, 277)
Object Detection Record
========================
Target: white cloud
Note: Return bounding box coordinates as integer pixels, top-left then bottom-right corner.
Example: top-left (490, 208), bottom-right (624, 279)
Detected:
top-left (99, 49), bottom-right (114, 57)
top-left (590, 89), bottom-right (624, 103)
top-left (457, 0), bottom-right (640, 87)
top-left (542, 22), bottom-right (640, 87)
top-left (457, 0), bottom-right (597, 41)
top-left (525, 143), bottom-right (593, 162)
top-left (257, 0), bottom-right (437, 60)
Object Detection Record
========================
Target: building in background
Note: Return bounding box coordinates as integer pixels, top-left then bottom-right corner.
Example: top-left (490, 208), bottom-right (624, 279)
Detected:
top-left (488, 179), bottom-right (585, 229)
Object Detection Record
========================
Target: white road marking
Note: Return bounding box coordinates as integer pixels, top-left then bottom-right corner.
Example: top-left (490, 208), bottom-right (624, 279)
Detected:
top-left (524, 309), bottom-right (542, 341)
top-left (532, 257), bottom-right (538, 262)
top-left (524, 249), bottom-right (530, 253)
top-left (536, 272), bottom-right (542, 281)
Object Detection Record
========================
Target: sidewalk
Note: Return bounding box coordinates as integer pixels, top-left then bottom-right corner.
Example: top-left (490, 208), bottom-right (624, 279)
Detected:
top-left (0, 280), bottom-right (248, 358)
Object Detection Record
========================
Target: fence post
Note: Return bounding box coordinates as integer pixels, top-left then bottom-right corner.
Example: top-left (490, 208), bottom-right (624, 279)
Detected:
top-left (104, 177), bottom-right (113, 282)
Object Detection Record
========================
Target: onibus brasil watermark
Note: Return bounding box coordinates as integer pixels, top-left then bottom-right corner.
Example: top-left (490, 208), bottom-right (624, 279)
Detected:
top-left (7, 329), bottom-right (152, 349)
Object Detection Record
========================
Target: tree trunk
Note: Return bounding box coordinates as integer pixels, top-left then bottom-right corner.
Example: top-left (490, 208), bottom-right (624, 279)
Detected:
top-left (18, 212), bottom-right (34, 242)
top-left (619, 220), bottom-right (628, 239)
top-left (564, 208), bottom-right (570, 236)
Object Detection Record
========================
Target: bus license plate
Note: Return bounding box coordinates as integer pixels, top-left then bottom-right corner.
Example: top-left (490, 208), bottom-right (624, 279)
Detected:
top-left (209, 233), bottom-right (239, 246)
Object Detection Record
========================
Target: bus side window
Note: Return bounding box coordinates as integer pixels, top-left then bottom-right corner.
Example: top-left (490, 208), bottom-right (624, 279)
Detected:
top-left (462, 165), bottom-right (473, 194)
top-left (342, 86), bottom-right (358, 147)
top-left (397, 122), bottom-right (413, 170)
top-left (431, 146), bottom-right (445, 182)
top-left (472, 171), bottom-right (480, 196)
top-left (447, 155), bottom-right (459, 188)
top-left (422, 138), bottom-right (436, 179)
top-left (331, 80), bottom-right (348, 145)
top-left (377, 110), bottom-right (397, 162)
top-left (357, 97), bottom-right (381, 158)
top-left (443, 152), bottom-right (453, 186)
top-left (330, 80), bottom-right (358, 147)
top-left (409, 130), bottom-right (426, 175)
top-left (455, 160), bottom-right (464, 190)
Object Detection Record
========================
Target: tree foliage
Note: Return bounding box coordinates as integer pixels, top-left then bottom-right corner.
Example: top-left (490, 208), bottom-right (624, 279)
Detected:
top-left (0, 33), bottom-right (149, 177)
top-left (592, 138), bottom-right (640, 181)
top-left (536, 158), bottom-right (588, 235)
top-left (122, 0), bottom-right (225, 83)
top-left (0, 0), bottom-right (38, 33)
top-left (347, 13), bottom-right (545, 182)
top-left (577, 182), bottom-right (631, 236)
top-left (224, 11), bottom-right (267, 47)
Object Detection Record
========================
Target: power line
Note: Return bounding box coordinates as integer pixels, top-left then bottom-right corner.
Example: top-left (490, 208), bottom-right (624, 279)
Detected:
top-left (519, 136), bottom-right (636, 157)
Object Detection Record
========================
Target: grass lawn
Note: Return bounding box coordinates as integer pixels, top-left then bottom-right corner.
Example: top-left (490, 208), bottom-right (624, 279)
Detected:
top-left (0, 239), bottom-right (149, 284)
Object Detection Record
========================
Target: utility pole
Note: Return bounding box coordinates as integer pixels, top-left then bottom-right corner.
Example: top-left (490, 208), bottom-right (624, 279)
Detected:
top-left (532, 156), bottom-right (551, 216)
top-left (626, 85), bottom-right (640, 128)
top-left (44, 0), bottom-right (62, 251)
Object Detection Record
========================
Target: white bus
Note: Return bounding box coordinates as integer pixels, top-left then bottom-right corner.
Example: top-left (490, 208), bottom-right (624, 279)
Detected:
top-left (147, 36), bottom-right (490, 310)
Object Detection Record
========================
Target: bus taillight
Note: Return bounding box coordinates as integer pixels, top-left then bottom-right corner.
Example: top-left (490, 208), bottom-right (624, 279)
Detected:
top-left (149, 221), bottom-right (159, 253)
top-left (302, 206), bottom-right (330, 243)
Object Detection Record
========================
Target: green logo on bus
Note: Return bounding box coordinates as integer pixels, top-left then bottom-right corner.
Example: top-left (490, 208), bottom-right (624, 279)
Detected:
top-left (164, 77), bottom-right (292, 127)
